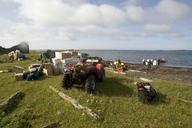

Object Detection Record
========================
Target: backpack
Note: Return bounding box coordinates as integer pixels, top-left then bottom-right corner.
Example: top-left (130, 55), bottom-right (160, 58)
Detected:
top-left (136, 82), bottom-right (157, 103)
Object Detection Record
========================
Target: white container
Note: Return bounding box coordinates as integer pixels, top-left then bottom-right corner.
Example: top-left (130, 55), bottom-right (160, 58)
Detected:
top-left (55, 52), bottom-right (63, 59)
top-left (52, 58), bottom-right (63, 71)
top-left (55, 51), bottom-right (76, 59)
top-left (61, 57), bottom-right (79, 64)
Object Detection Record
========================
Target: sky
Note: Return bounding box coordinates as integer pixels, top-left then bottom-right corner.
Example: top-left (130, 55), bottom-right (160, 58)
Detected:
top-left (0, 0), bottom-right (192, 50)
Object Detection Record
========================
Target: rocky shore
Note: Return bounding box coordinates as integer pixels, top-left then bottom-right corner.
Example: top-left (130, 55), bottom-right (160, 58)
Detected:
top-left (104, 60), bottom-right (192, 84)
top-left (125, 63), bottom-right (192, 84)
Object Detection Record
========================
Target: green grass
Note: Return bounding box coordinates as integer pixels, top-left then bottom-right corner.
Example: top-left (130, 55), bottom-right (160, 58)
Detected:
top-left (0, 52), bottom-right (191, 128)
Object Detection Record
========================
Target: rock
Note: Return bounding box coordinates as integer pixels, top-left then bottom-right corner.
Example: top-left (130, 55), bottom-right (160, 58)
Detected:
top-left (0, 54), bottom-right (9, 62)
top-left (0, 42), bottom-right (29, 54)
top-left (56, 110), bottom-right (62, 116)
top-left (15, 73), bottom-right (24, 81)
top-left (42, 123), bottom-right (60, 128)
top-left (11, 65), bottom-right (25, 73)
top-left (140, 77), bottom-right (153, 82)
top-left (0, 91), bottom-right (24, 114)
top-left (15, 42), bottom-right (29, 53)
top-left (1, 111), bottom-right (5, 116)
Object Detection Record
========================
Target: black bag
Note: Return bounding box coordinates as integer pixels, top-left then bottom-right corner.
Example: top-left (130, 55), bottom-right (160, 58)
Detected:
top-left (136, 82), bottom-right (157, 103)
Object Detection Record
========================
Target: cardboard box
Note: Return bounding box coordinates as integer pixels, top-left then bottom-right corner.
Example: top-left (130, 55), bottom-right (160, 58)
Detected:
top-left (44, 63), bottom-right (53, 69)
top-left (55, 52), bottom-right (78, 59)
top-left (43, 68), bottom-right (53, 76)
top-left (53, 67), bottom-right (61, 75)
top-left (71, 51), bottom-right (78, 56)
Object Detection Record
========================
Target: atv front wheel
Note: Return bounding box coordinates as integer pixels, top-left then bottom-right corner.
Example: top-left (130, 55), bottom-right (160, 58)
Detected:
top-left (85, 75), bottom-right (96, 93)
top-left (62, 72), bottom-right (73, 89)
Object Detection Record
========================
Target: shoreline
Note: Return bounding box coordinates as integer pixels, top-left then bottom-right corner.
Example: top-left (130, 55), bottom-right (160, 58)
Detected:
top-left (105, 60), bottom-right (192, 69)
top-left (104, 60), bottom-right (192, 84)
top-left (126, 62), bottom-right (192, 69)
top-left (126, 62), bottom-right (192, 84)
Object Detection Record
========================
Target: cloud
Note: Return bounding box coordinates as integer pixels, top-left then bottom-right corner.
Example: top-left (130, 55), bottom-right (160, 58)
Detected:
top-left (144, 24), bottom-right (171, 33)
top-left (65, 25), bottom-right (119, 35)
top-left (0, 0), bottom-right (190, 49)
top-left (0, 21), bottom-right (121, 43)
top-left (123, 0), bottom-right (140, 6)
top-left (125, 5), bottom-right (145, 22)
top-left (0, 22), bottom-right (74, 44)
top-left (113, 24), bottom-right (175, 39)
top-left (144, 24), bottom-right (184, 38)
top-left (155, 0), bottom-right (191, 20)
top-left (100, 4), bottom-right (127, 24)
top-left (167, 32), bottom-right (184, 38)
top-left (12, 0), bottom-right (146, 26)
top-left (12, 0), bottom-right (191, 26)
top-left (114, 23), bottom-right (184, 40)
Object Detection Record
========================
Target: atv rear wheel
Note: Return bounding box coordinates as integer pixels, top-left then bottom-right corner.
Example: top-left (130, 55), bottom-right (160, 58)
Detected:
top-left (97, 70), bottom-right (105, 82)
top-left (85, 75), bottom-right (96, 93)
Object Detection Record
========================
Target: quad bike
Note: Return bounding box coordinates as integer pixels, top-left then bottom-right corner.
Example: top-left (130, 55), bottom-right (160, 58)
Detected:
top-left (62, 59), bottom-right (105, 93)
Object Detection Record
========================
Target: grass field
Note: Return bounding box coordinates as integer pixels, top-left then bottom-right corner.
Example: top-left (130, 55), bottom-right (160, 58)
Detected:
top-left (0, 52), bottom-right (192, 128)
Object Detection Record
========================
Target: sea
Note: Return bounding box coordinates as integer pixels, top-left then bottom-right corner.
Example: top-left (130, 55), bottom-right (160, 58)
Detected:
top-left (79, 50), bottom-right (192, 68)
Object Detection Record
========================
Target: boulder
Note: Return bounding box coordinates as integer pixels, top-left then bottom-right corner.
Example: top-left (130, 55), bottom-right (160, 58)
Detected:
top-left (0, 42), bottom-right (29, 54)
top-left (0, 91), bottom-right (24, 114)
top-left (15, 73), bottom-right (24, 81)
top-left (42, 123), bottom-right (60, 128)
top-left (11, 66), bottom-right (25, 73)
